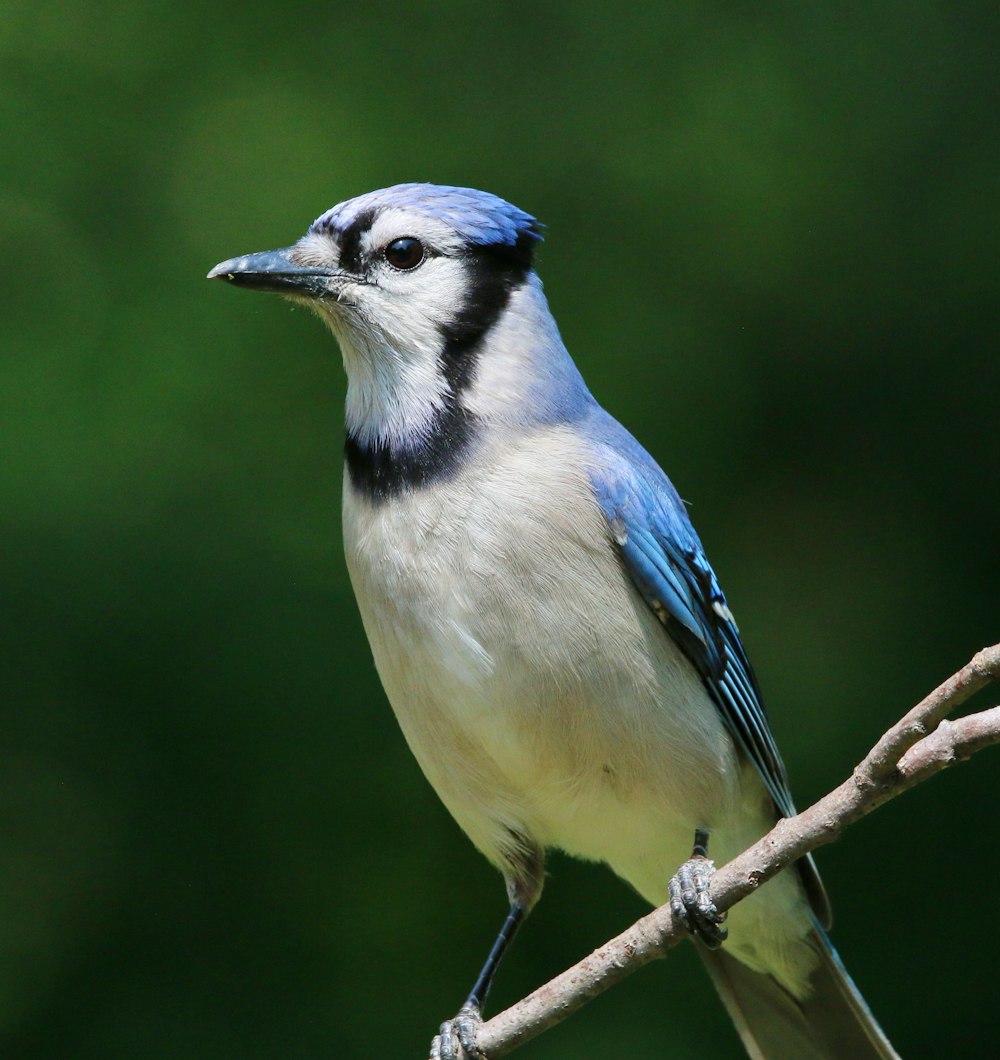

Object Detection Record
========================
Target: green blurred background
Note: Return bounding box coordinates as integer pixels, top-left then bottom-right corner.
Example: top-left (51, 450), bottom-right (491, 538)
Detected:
top-left (3, 2), bottom-right (998, 1056)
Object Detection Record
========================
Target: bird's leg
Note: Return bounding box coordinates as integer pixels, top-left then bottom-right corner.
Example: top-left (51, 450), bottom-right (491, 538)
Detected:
top-left (431, 901), bottom-right (526, 1059)
top-left (668, 828), bottom-right (728, 949)
top-left (430, 839), bottom-right (543, 1060)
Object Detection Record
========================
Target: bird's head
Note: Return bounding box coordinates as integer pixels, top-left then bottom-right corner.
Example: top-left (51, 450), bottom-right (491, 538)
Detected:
top-left (209, 184), bottom-right (588, 477)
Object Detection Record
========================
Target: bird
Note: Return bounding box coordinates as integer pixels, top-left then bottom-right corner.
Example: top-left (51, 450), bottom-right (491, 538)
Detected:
top-left (208, 183), bottom-right (897, 1059)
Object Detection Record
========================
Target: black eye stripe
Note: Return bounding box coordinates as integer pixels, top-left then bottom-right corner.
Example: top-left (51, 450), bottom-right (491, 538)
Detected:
top-left (337, 208), bottom-right (377, 273)
top-left (438, 235), bottom-right (534, 396)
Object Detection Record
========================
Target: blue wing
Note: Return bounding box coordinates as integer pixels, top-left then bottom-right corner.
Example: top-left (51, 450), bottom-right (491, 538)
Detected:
top-left (582, 407), bottom-right (830, 925)
top-left (584, 408), bottom-right (795, 819)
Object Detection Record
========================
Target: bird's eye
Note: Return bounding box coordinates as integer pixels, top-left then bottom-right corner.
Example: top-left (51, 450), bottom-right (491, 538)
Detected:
top-left (383, 237), bottom-right (424, 271)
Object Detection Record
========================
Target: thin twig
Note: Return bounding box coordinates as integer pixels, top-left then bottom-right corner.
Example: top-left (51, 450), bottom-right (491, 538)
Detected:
top-left (468, 643), bottom-right (1000, 1057)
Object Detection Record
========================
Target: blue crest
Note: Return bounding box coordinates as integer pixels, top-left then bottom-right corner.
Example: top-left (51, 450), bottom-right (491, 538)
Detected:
top-left (308, 183), bottom-right (543, 249)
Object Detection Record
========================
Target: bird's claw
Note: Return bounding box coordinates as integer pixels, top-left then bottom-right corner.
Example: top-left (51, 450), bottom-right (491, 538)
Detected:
top-left (429, 1002), bottom-right (483, 1060)
top-left (669, 855), bottom-right (728, 949)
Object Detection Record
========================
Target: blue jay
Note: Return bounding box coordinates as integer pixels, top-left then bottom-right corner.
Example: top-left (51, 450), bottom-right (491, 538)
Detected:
top-left (209, 184), bottom-right (896, 1059)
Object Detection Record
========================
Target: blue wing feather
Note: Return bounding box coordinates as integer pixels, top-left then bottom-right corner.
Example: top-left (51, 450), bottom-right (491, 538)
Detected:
top-left (584, 407), bottom-right (796, 819)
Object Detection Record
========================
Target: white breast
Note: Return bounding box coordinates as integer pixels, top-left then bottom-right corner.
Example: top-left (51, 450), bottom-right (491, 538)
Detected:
top-left (342, 425), bottom-right (742, 871)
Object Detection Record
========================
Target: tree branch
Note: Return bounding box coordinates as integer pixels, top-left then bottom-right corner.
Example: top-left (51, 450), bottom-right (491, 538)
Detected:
top-left (469, 643), bottom-right (1000, 1058)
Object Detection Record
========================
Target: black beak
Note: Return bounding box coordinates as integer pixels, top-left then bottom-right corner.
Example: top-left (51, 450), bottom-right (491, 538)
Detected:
top-left (207, 247), bottom-right (336, 297)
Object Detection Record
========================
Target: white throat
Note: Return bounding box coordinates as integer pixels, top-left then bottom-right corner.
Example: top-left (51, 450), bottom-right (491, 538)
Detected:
top-left (326, 314), bottom-right (452, 450)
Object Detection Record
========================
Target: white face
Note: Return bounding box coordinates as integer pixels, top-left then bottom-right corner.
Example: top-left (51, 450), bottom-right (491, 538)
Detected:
top-left (294, 211), bottom-right (482, 347)
top-left (286, 209), bottom-right (478, 447)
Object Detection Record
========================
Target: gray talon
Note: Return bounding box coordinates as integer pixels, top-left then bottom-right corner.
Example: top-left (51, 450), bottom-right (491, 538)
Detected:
top-left (431, 1003), bottom-right (483, 1060)
top-left (668, 855), bottom-right (728, 948)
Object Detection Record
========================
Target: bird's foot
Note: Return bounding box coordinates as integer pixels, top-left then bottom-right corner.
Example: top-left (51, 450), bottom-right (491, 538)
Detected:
top-left (669, 846), bottom-right (728, 950)
top-left (429, 1002), bottom-right (483, 1060)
